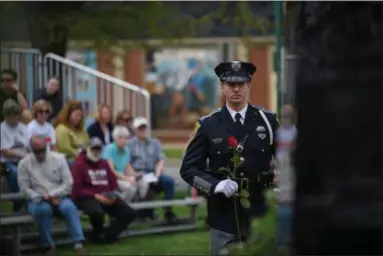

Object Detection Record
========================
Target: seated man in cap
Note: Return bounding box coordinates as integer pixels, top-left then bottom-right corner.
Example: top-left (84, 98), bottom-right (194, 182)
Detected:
top-left (71, 137), bottom-right (136, 244)
top-left (0, 99), bottom-right (30, 211)
top-left (103, 126), bottom-right (150, 203)
top-left (127, 117), bottom-right (178, 222)
top-left (17, 135), bottom-right (85, 255)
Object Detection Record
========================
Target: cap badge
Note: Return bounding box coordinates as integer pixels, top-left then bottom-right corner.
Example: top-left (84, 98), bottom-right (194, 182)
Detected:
top-left (231, 61), bottom-right (241, 71)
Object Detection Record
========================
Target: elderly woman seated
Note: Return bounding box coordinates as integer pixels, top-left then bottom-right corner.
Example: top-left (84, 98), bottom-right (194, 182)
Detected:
top-left (103, 126), bottom-right (149, 203)
top-left (28, 100), bottom-right (56, 151)
top-left (0, 99), bottom-right (30, 211)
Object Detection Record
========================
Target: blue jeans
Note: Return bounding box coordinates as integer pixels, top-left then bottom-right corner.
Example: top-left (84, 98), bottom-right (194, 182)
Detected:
top-left (141, 169), bottom-right (175, 200)
top-left (277, 203), bottom-right (293, 247)
top-left (66, 160), bottom-right (73, 169)
top-left (5, 162), bottom-right (19, 193)
top-left (158, 173), bottom-right (175, 200)
top-left (27, 198), bottom-right (84, 247)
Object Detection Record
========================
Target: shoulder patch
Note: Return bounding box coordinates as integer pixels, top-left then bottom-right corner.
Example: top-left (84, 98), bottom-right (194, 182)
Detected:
top-left (199, 108), bottom-right (222, 122)
top-left (193, 121), bottom-right (201, 134)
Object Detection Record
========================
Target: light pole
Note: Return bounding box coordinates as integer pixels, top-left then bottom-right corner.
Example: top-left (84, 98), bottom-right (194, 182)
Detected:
top-left (274, 1), bottom-right (284, 116)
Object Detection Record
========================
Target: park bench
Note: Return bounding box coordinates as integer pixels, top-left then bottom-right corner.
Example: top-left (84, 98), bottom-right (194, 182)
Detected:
top-left (0, 192), bottom-right (204, 256)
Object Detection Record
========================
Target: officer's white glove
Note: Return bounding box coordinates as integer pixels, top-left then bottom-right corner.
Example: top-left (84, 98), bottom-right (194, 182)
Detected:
top-left (214, 179), bottom-right (238, 197)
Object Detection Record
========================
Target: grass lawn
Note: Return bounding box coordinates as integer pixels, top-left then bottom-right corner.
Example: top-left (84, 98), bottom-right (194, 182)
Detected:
top-left (1, 190), bottom-right (277, 256)
top-left (163, 147), bottom-right (184, 159)
top-left (0, 191), bottom-right (211, 255)
top-left (60, 230), bottom-right (210, 255)
top-left (56, 191), bottom-right (277, 256)
top-left (56, 202), bottom-right (210, 255)
top-left (58, 208), bottom-right (210, 255)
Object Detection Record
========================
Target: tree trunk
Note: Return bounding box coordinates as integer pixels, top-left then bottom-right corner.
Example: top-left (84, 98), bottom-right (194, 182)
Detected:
top-left (22, 2), bottom-right (87, 56)
top-left (293, 3), bottom-right (382, 255)
top-left (21, 2), bottom-right (75, 105)
top-left (24, 5), bottom-right (68, 57)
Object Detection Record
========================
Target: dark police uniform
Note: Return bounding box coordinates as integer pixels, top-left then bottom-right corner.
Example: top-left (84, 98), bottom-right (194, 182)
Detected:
top-left (180, 61), bottom-right (279, 255)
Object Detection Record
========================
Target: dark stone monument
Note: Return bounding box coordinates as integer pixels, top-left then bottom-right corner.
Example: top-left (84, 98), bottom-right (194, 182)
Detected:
top-left (291, 3), bottom-right (382, 255)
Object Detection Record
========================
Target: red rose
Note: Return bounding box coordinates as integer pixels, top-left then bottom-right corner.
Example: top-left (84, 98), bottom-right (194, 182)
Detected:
top-left (228, 136), bottom-right (238, 148)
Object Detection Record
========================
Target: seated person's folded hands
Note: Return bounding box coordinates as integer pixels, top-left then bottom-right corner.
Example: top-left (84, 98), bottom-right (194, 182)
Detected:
top-left (94, 193), bottom-right (115, 206)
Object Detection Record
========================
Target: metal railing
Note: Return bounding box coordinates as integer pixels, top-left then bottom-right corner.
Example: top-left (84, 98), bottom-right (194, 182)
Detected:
top-left (0, 48), bottom-right (151, 128)
top-left (44, 53), bottom-right (151, 122)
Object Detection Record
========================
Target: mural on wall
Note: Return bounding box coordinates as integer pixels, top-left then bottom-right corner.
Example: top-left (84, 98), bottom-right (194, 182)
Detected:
top-left (146, 47), bottom-right (221, 130)
top-left (66, 50), bottom-right (98, 116)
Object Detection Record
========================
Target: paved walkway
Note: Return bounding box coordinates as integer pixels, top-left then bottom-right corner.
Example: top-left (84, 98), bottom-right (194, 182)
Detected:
top-left (163, 159), bottom-right (189, 190)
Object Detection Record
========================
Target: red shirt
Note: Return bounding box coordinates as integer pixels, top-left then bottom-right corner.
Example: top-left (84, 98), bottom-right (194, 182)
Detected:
top-left (71, 152), bottom-right (117, 200)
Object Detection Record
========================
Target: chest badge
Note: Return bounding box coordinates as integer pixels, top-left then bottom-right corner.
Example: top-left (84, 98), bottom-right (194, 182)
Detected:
top-left (256, 126), bottom-right (267, 140)
top-left (212, 138), bottom-right (223, 144)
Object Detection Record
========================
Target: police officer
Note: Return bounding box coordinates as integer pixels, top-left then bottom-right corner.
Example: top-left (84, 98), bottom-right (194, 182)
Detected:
top-left (180, 60), bottom-right (278, 255)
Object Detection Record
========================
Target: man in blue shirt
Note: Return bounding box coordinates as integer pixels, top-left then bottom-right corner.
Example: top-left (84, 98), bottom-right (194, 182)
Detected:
top-left (103, 126), bottom-right (149, 203)
top-left (127, 117), bottom-right (178, 222)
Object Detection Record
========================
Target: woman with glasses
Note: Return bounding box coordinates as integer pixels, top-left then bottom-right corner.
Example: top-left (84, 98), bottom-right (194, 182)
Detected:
top-left (28, 100), bottom-right (56, 151)
top-left (114, 110), bottom-right (135, 139)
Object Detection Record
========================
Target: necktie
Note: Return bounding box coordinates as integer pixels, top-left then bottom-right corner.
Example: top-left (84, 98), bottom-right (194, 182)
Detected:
top-left (233, 113), bottom-right (244, 139)
top-left (235, 113), bottom-right (242, 126)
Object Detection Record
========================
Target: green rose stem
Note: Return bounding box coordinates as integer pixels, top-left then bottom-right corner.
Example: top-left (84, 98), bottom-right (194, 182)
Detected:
top-left (232, 148), bottom-right (243, 245)
top-left (220, 148), bottom-right (244, 245)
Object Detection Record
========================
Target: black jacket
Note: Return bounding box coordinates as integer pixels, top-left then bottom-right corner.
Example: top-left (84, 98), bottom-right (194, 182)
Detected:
top-left (87, 121), bottom-right (114, 145)
top-left (180, 104), bottom-right (278, 234)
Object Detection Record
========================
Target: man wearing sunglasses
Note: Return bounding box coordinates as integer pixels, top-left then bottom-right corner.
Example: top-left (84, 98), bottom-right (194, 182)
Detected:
top-left (17, 135), bottom-right (85, 255)
top-left (0, 69), bottom-right (28, 121)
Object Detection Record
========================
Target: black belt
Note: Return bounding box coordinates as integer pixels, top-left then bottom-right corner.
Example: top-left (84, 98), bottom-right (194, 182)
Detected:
top-left (234, 178), bottom-right (260, 193)
top-left (235, 169), bottom-right (274, 191)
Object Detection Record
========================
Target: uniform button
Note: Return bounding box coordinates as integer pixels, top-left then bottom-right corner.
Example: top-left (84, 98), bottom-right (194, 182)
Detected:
top-left (217, 151), bottom-right (221, 155)
top-left (261, 149), bottom-right (265, 152)
top-left (240, 172), bottom-right (244, 177)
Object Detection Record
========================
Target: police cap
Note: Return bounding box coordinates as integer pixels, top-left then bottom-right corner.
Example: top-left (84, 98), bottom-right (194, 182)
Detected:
top-left (214, 60), bottom-right (256, 83)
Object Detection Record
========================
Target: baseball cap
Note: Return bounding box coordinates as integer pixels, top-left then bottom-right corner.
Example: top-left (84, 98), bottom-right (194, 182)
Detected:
top-left (88, 137), bottom-right (103, 149)
top-left (133, 116), bottom-right (149, 129)
top-left (2, 98), bottom-right (20, 117)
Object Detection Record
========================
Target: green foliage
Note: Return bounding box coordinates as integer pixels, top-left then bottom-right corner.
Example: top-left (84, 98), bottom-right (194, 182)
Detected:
top-left (9, 2), bottom-right (271, 50)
